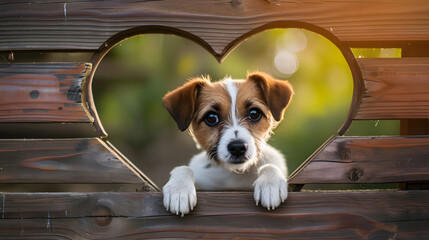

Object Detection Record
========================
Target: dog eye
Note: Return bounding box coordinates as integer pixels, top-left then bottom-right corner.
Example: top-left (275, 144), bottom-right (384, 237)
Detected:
top-left (204, 112), bottom-right (220, 126)
top-left (248, 108), bottom-right (262, 122)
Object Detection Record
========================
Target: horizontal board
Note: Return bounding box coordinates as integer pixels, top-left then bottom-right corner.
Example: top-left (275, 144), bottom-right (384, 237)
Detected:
top-left (0, 183), bottom-right (150, 193)
top-left (289, 136), bottom-right (429, 184)
top-left (0, 191), bottom-right (428, 239)
top-left (0, 138), bottom-right (156, 190)
top-left (0, 0), bottom-right (428, 54)
top-left (0, 122), bottom-right (99, 138)
top-left (0, 63), bottom-right (92, 123)
top-left (355, 58), bottom-right (429, 120)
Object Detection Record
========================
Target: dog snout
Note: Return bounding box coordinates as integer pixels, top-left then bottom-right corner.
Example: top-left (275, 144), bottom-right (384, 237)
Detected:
top-left (227, 140), bottom-right (248, 158)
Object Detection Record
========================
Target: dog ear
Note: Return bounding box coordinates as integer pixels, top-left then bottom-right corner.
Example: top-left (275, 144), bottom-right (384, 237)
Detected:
top-left (163, 78), bottom-right (208, 131)
top-left (247, 72), bottom-right (294, 122)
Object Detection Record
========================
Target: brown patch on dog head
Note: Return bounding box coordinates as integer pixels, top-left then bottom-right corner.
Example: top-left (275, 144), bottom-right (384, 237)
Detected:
top-left (235, 80), bottom-right (274, 140)
top-left (190, 81), bottom-right (231, 155)
top-left (163, 77), bottom-right (209, 131)
top-left (247, 72), bottom-right (294, 122)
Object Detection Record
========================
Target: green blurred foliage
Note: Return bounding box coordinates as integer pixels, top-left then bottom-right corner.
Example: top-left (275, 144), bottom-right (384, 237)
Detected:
top-left (93, 29), bottom-right (400, 186)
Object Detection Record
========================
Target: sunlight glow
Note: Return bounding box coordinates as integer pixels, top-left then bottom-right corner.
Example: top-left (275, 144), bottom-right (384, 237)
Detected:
top-left (274, 50), bottom-right (298, 76)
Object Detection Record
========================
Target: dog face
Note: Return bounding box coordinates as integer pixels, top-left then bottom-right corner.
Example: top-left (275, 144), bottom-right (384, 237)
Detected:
top-left (163, 72), bottom-right (293, 173)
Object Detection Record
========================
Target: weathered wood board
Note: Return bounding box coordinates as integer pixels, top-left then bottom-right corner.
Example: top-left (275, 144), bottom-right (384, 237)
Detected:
top-left (1, 0), bottom-right (428, 55)
top-left (0, 191), bottom-right (428, 239)
top-left (289, 136), bottom-right (429, 184)
top-left (0, 63), bottom-right (91, 123)
top-left (355, 58), bottom-right (429, 120)
top-left (0, 138), bottom-right (156, 190)
top-left (0, 122), bottom-right (99, 138)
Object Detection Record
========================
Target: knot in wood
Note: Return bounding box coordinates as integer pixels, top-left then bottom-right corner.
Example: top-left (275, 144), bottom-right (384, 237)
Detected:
top-left (29, 90), bottom-right (40, 99)
top-left (348, 168), bottom-right (363, 182)
top-left (231, 0), bottom-right (241, 8)
top-left (92, 205), bottom-right (113, 227)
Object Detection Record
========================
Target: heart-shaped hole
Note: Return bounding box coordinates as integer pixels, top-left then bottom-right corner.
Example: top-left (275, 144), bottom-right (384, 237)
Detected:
top-left (93, 28), bottom-right (354, 186)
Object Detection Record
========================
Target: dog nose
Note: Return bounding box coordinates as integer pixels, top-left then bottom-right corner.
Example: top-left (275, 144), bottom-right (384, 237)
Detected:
top-left (227, 140), bottom-right (248, 158)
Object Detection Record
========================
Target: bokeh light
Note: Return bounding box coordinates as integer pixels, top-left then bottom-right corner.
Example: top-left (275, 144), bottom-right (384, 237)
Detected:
top-left (274, 50), bottom-right (299, 76)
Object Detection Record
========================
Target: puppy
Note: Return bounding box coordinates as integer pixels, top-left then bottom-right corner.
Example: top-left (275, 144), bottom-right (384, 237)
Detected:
top-left (162, 72), bottom-right (293, 216)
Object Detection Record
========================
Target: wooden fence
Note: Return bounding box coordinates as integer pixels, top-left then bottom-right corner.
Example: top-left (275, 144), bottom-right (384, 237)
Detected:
top-left (0, 0), bottom-right (428, 238)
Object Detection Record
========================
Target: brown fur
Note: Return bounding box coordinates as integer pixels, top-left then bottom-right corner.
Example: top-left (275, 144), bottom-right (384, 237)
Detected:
top-left (247, 72), bottom-right (294, 122)
top-left (191, 82), bottom-right (230, 155)
top-left (162, 77), bottom-right (209, 131)
top-left (236, 81), bottom-right (272, 143)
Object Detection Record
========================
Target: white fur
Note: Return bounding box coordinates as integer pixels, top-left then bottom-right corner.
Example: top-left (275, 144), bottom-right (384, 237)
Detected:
top-left (224, 78), bottom-right (239, 126)
top-left (162, 166), bottom-right (197, 217)
top-left (253, 163), bottom-right (288, 210)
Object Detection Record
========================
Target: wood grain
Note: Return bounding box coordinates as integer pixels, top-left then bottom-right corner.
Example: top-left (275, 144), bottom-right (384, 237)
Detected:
top-left (0, 191), bottom-right (428, 239)
top-left (0, 138), bottom-right (156, 190)
top-left (0, 0), bottom-right (428, 55)
top-left (0, 122), bottom-right (99, 138)
top-left (0, 63), bottom-right (92, 123)
top-left (355, 58), bottom-right (429, 120)
top-left (289, 136), bottom-right (429, 184)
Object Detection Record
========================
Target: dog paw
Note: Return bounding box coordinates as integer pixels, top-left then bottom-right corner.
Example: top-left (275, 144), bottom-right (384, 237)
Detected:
top-left (162, 166), bottom-right (197, 216)
top-left (253, 164), bottom-right (288, 210)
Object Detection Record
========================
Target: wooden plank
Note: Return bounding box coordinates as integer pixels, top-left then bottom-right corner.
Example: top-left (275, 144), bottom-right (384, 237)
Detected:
top-left (0, 183), bottom-right (150, 193)
top-left (0, 63), bottom-right (92, 123)
top-left (289, 136), bottom-right (429, 184)
top-left (1, 217), bottom-right (425, 239)
top-left (355, 58), bottom-right (429, 120)
top-left (0, 138), bottom-right (156, 190)
top-left (0, 0), bottom-right (428, 55)
top-left (0, 122), bottom-right (99, 138)
top-left (0, 191), bottom-right (428, 239)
